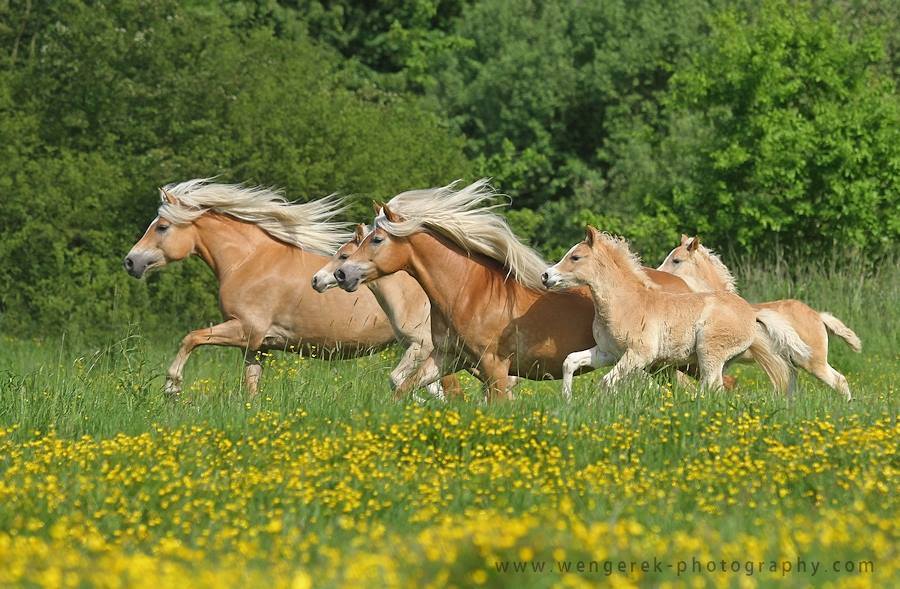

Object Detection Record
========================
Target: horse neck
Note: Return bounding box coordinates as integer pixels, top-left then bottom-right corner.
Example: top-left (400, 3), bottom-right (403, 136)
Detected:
top-left (690, 254), bottom-right (730, 292)
top-left (192, 213), bottom-right (283, 281)
top-left (403, 231), bottom-right (525, 317)
top-left (585, 255), bottom-right (647, 314)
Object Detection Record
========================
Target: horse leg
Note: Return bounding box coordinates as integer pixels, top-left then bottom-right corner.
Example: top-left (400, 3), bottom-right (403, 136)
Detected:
top-left (439, 374), bottom-right (464, 398)
top-left (390, 342), bottom-right (426, 391)
top-left (166, 319), bottom-right (247, 396)
top-left (395, 351), bottom-right (446, 400)
top-left (698, 359), bottom-right (726, 391)
top-left (809, 361), bottom-right (852, 401)
top-left (562, 346), bottom-right (616, 401)
top-left (601, 349), bottom-right (649, 390)
top-left (243, 350), bottom-right (264, 397)
top-left (481, 359), bottom-right (512, 403)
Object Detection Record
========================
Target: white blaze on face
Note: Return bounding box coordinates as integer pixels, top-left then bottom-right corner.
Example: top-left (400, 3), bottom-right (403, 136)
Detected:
top-left (543, 244), bottom-right (581, 289)
top-left (312, 267), bottom-right (338, 291)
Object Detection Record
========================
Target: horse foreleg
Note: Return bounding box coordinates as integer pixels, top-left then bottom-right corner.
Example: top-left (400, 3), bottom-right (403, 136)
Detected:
top-left (395, 352), bottom-right (446, 400)
top-left (601, 349), bottom-right (650, 391)
top-left (390, 342), bottom-right (427, 390)
top-left (165, 319), bottom-right (247, 396)
top-left (562, 347), bottom-right (616, 401)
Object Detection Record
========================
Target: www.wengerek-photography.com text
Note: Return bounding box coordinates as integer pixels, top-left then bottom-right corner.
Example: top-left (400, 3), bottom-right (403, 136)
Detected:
top-left (495, 556), bottom-right (875, 578)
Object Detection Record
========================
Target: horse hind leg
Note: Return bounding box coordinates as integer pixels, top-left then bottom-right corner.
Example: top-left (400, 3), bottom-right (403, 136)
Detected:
top-left (809, 362), bottom-right (852, 401)
top-left (695, 337), bottom-right (727, 392)
top-left (243, 350), bottom-right (264, 397)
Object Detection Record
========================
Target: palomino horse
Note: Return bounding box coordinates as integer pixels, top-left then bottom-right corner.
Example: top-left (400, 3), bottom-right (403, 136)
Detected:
top-left (124, 179), bottom-right (396, 396)
top-left (332, 180), bottom-right (693, 401)
top-left (311, 223), bottom-right (462, 400)
top-left (543, 227), bottom-right (810, 391)
top-left (658, 235), bottom-right (861, 400)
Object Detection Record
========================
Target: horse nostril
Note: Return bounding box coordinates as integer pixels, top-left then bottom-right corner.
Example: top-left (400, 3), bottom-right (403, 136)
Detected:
top-left (335, 269), bottom-right (346, 282)
top-left (124, 256), bottom-right (134, 270)
top-left (312, 276), bottom-right (319, 287)
top-left (541, 272), bottom-right (549, 284)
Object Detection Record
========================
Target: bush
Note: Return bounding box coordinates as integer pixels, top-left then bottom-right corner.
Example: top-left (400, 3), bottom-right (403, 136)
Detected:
top-left (0, 1), bottom-right (469, 338)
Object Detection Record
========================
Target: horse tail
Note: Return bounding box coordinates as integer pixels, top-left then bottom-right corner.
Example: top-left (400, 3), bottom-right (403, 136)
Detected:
top-left (751, 309), bottom-right (811, 393)
top-left (755, 309), bottom-right (811, 365)
top-left (819, 312), bottom-right (862, 353)
top-left (748, 325), bottom-right (792, 393)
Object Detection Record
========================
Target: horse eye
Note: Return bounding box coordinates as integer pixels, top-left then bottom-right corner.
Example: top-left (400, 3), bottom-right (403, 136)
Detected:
top-left (156, 224), bottom-right (170, 233)
top-left (571, 255), bottom-right (581, 262)
top-left (339, 253), bottom-right (349, 260)
top-left (673, 258), bottom-right (682, 264)
top-left (372, 236), bottom-right (384, 244)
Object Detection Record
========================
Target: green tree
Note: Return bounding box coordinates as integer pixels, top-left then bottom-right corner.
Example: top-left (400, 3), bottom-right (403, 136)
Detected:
top-left (0, 0), bottom-right (468, 338)
top-left (650, 0), bottom-right (900, 257)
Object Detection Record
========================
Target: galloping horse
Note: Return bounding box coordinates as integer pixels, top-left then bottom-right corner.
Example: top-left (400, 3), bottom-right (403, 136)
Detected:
top-left (658, 235), bottom-right (861, 399)
top-left (544, 228), bottom-right (809, 392)
top-left (311, 224), bottom-right (462, 399)
top-left (332, 180), bottom-right (693, 401)
top-left (124, 179), bottom-right (395, 396)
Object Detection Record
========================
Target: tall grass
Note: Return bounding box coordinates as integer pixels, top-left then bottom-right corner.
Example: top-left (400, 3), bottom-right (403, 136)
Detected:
top-left (0, 260), bottom-right (896, 587)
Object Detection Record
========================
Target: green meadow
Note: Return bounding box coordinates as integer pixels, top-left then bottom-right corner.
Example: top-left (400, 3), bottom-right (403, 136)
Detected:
top-left (0, 261), bottom-right (895, 588)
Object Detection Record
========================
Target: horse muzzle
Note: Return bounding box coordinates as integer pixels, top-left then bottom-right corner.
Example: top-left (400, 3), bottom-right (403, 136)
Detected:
top-left (311, 270), bottom-right (337, 293)
top-left (123, 251), bottom-right (160, 278)
top-left (334, 264), bottom-right (364, 292)
top-left (541, 269), bottom-right (559, 289)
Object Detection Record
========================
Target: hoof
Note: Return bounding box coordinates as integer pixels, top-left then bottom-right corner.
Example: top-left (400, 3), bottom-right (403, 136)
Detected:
top-left (164, 378), bottom-right (182, 397)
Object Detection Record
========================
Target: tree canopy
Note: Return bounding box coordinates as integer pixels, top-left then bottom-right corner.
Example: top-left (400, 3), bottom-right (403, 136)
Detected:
top-left (1, 0), bottom-right (897, 336)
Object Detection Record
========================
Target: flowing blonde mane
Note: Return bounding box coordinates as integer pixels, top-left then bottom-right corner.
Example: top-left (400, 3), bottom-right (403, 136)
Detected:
top-left (697, 245), bottom-right (738, 293)
top-left (159, 178), bottom-right (351, 256)
top-left (597, 233), bottom-right (656, 289)
top-left (376, 179), bottom-right (548, 289)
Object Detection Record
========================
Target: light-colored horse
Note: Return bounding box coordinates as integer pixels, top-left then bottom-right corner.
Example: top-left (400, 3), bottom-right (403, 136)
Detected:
top-left (332, 180), bottom-right (693, 401)
top-left (311, 224), bottom-right (462, 400)
top-left (124, 179), bottom-right (396, 396)
top-left (543, 227), bottom-right (810, 392)
top-left (658, 235), bottom-right (861, 400)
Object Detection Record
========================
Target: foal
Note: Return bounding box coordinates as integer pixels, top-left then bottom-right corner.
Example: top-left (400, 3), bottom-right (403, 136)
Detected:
top-left (658, 235), bottom-right (860, 399)
top-left (543, 227), bottom-right (810, 392)
top-left (312, 224), bottom-right (462, 400)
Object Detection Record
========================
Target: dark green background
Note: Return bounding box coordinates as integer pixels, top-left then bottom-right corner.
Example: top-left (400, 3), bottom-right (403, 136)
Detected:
top-left (1, 0), bottom-right (898, 339)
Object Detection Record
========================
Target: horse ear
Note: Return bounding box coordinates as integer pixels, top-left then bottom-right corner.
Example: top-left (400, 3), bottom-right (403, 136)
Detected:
top-left (680, 233), bottom-right (690, 245)
top-left (372, 200), bottom-right (382, 214)
top-left (354, 223), bottom-right (367, 243)
top-left (687, 236), bottom-right (700, 252)
top-left (382, 204), bottom-right (402, 222)
top-left (159, 187), bottom-right (179, 205)
top-left (585, 225), bottom-right (601, 247)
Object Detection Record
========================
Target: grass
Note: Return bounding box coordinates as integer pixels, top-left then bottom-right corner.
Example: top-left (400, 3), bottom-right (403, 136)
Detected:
top-left (0, 261), bottom-right (896, 588)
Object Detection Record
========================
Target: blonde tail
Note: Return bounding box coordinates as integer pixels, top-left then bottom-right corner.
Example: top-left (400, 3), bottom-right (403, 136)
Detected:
top-left (755, 309), bottom-right (811, 364)
top-left (748, 324), bottom-right (792, 393)
top-left (752, 309), bottom-right (811, 394)
top-left (819, 312), bottom-right (862, 352)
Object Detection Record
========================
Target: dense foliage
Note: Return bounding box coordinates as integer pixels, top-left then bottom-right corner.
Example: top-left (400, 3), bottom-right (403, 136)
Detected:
top-left (1, 0), bottom-right (897, 336)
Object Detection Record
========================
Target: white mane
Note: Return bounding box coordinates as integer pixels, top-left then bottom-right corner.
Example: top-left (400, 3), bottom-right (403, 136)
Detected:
top-left (159, 178), bottom-right (351, 256)
top-left (698, 245), bottom-right (739, 293)
top-left (376, 179), bottom-right (548, 289)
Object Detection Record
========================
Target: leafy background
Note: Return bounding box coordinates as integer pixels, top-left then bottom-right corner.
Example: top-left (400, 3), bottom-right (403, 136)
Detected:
top-left (1, 0), bottom-right (897, 339)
